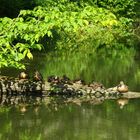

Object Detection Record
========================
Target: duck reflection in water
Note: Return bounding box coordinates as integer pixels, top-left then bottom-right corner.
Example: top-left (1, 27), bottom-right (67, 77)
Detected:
top-left (19, 104), bottom-right (27, 113)
top-left (117, 98), bottom-right (129, 109)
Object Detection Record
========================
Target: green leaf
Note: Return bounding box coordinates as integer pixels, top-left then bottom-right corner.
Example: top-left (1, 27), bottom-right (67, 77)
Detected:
top-left (47, 31), bottom-right (52, 37)
top-left (27, 50), bottom-right (33, 59)
top-left (23, 50), bottom-right (28, 57)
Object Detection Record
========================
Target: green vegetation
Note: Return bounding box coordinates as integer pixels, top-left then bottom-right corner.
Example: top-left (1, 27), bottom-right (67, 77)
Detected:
top-left (0, 0), bottom-right (139, 69)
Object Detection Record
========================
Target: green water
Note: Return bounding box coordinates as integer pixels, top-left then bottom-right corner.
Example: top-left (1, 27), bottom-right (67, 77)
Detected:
top-left (0, 99), bottom-right (140, 140)
top-left (0, 48), bottom-right (140, 140)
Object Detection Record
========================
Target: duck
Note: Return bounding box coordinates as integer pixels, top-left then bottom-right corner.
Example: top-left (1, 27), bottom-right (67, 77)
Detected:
top-left (61, 75), bottom-right (73, 84)
top-left (117, 81), bottom-right (128, 93)
top-left (19, 71), bottom-right (29, 79)
top-left (73, 78), bottom-right (85, 85)
top-left (33, 70), bottom-right (43, 81)
top-left (89, 82), bottom-right (105, 90)
top-left (48, 75), bottom-right (60, 84)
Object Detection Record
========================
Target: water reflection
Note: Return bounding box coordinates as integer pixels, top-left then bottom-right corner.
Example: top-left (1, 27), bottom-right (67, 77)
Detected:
top-left (0, 100), bottom-right (140, 140)
top-left (1, 48), bottom-right (140, 92)
top-left (26, 48), bottom-right (140, 91)
top-left (117, 98), bottom-right (129, 109)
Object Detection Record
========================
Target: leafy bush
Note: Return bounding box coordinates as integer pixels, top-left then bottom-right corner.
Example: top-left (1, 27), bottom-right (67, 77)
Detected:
top-left (70, 0), bottom-right (136, 17)
top-left (34, 0), bottom-right (136, 17)
top-left (96, 0), bottom-right (135, 17)
top-left (0, 1), bottom-right (135, 68)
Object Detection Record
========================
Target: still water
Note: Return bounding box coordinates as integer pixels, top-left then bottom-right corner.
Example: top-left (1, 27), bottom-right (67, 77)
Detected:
top-left (0, 48), bottom-right (140, 140)
top-left (0, 99), bottom-right (140, 140)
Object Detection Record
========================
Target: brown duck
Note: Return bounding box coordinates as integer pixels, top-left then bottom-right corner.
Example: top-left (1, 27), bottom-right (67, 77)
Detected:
top-left (33, 70), bottom-right (43, 81)
top-left (117, 81), bottom-right (128, 93)
top-left (19, 71), bottom-right (29, 79)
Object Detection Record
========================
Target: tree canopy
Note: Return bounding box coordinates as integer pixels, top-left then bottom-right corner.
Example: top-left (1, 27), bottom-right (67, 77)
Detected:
top-left (0, 0), bottom-right (138, 69)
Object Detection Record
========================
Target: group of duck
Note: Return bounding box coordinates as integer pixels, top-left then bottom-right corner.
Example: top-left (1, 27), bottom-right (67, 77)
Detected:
top-left (47, 75), bottom-right (105, 90)
top-left (18, 71), bottom-right (43, 82)
top-left (47, 75), bottom-right (129, 94)
top-left (19, 72), bottom-right (72, 85)
top-left (18, 71), bottom-right (129, 93)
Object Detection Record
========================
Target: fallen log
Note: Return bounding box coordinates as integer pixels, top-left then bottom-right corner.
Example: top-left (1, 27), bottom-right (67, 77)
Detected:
top-left (0, 75), bottom-right (139, 105)
top-left (121, 91), bottom-right (140, 99)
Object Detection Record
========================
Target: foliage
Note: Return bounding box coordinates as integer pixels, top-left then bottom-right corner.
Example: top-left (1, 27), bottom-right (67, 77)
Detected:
top-left (133, 0), bottom-right (140, 45)
top-left (34, 0), bottom-right (136, 17)
top-left (0, 0), bottom-right (136, 69)
top-left (89, 0), bottom-right (135, 17)
top-left (55, 5), bottom-right (134, 52)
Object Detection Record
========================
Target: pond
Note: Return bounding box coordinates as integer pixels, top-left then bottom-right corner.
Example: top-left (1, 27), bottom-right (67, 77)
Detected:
top-left (0, 99), bottom-right (140, 140)
top-left (0, 48), bottom-right (140, 140)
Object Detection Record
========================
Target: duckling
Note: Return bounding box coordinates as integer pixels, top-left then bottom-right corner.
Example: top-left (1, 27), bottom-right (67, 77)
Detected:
top-left (72, 79), bottom-right (85, 89)
top-left (33, 71), bottom-right (43, 81)
top-left (19, 71), bottom-right (29, 79)
top-left (61, 75), bottom-right (72, 84)
top-left (89, 82), bottom-right (105, 90)
top-left (48, 75), bottom-right (54, 82)
top-left (48, 75), bottom-right (60, 84)
top-left (117, 81), bottom-right (128, 93)
top-left (73, 78), bottom-right (85, 85)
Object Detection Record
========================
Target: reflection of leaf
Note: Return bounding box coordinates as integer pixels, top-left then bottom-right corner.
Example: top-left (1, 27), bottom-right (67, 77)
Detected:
top-left (134, 70), bottom-right (140, 82)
